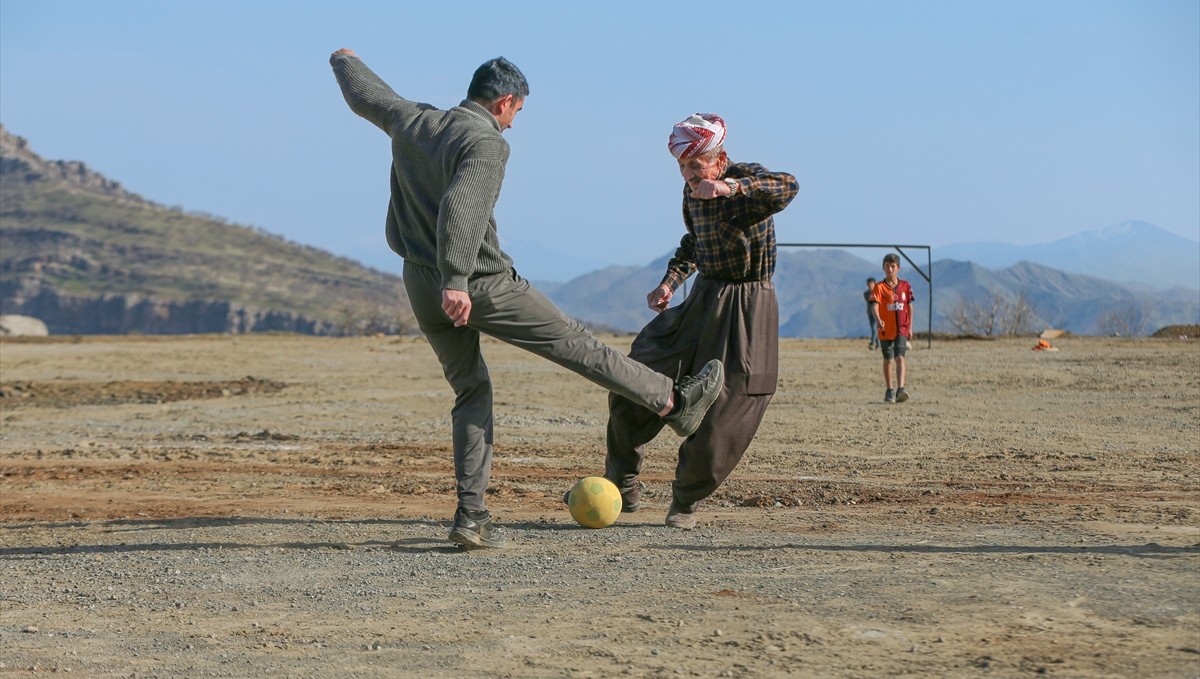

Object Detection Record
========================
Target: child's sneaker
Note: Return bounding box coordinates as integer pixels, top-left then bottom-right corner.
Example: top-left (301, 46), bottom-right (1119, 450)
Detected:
top-left (895, 387), bottom-right (909, 403)
top-left (884, 389), bottom-right (895, 403)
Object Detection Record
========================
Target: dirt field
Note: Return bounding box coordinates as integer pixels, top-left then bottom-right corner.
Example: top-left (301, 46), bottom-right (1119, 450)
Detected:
top-left (1, 332), bottom-right (1197, 678)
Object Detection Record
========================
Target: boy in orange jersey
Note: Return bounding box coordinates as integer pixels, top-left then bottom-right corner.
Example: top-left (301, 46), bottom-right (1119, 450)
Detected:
top-left (869, 254), bottom-right (915, 403)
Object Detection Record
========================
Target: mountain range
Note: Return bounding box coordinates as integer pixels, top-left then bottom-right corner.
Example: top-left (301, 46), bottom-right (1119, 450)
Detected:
top-left (545, 248), bottom-right (1199, 338)
top-left (2, 125), bottom-right (1196, 338)
top-left (936, 221), bottom-right (1199, 291)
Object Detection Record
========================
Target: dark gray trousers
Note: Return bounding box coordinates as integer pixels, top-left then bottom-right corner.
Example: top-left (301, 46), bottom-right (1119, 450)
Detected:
top-left (403, 263), bottom-right (674, 512)
top-left (606, 277), bottom-right (779, 509)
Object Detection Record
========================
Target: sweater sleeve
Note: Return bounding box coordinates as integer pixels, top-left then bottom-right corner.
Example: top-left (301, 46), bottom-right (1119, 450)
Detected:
top-left (436, 136), bottom-right (509, 291)
top-left (330, 53), bottom-right (405, 133)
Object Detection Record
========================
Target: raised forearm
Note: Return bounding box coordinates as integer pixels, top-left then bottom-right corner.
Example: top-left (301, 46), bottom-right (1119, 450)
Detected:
top-left (732, 163), bottom-right (799, 214)
top-left (329, 50), bottom-right (403, 133)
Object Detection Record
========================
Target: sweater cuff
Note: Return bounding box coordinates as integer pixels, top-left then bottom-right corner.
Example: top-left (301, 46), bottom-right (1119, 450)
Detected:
top-left (441, 274), bottom-right (468, 292)
top-left (442, 275), bottom-right (469, 292)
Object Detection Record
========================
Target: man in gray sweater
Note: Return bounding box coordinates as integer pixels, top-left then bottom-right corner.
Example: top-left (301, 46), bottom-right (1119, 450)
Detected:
top-left (330, 49), bottom-right (723, 549)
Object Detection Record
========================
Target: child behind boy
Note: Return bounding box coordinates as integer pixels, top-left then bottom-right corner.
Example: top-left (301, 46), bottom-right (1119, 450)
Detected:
top-left (864, 277), bottom-right (880, 350)
top-left (869, 254), bottom-right (914, 403)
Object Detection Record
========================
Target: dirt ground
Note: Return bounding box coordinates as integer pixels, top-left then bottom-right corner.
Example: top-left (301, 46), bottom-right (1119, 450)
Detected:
top-left (1, 332), bottom-right (1197, 678)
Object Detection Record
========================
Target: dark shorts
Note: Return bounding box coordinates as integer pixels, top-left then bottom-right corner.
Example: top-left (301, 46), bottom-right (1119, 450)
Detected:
top-left (881, 335), bottom-right (908, 360)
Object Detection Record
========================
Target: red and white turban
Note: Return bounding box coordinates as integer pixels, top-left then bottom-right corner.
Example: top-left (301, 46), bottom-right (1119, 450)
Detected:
top-left (668, 113), bottom-right (727, 159)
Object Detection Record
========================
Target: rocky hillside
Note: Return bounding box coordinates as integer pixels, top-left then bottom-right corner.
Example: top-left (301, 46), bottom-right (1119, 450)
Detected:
top-left (0, 125), bottom-right (413, 336)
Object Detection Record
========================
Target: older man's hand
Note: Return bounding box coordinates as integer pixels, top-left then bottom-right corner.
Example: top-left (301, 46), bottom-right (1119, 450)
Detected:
top-left (690, 178), bottom-right (732, 200)
top-left (647, 284), bottom-right (673, 313)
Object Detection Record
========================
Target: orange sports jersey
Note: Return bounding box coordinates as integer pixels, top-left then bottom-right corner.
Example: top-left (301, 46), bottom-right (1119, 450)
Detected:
top-left (871, 279), bottom-right (914, 340)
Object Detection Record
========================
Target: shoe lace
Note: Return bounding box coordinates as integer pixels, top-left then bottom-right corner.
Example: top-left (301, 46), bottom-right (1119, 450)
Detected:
top-left (670, 377), bottom-right (701, 413)
top-left (675, 364), bottom-right (712, 393)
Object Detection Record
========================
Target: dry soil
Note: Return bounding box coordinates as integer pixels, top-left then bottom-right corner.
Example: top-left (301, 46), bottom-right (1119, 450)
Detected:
top-left (1, 333), bottom-right (1197, 678)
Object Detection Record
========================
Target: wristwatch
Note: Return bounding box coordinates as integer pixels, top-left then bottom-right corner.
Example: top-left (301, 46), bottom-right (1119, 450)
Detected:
top-left (724, 178), bottom-right (739, 197)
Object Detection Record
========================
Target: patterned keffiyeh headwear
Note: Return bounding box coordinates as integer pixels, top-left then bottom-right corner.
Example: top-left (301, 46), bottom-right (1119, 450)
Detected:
top-left (668, 113), bottom-right (727, 159)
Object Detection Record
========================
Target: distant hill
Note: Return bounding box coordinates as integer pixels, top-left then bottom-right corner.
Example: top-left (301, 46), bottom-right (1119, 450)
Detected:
top-left (501, 235), bottom-right (609, 284)
top-left (0, 125), bottom-right (413, 335)
top-left (548, 257), bottom-right (672, 333)
top-left (938, 221), bottom-right (1200, 291)
top-left (550, 248), bottom-right (1200, 338)
top-left (924, 259), bottom-right (1197, 335)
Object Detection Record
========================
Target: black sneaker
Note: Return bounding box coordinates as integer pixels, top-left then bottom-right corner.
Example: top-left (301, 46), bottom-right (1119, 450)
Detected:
top-left (448, 507), bottom-right (505, 548)
top-left (661, 359), bottom-right (725, 437)
top-left (884, 389), bottom-right (895, 403)
top-left (895, 387), bottom-right (909, 403)
top-left (562, 481), bottom-right (641, 513)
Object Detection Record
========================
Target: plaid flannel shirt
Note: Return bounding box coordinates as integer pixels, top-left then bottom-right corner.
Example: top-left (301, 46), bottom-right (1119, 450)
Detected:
top-left (661, 162), bottom-right (799, 289)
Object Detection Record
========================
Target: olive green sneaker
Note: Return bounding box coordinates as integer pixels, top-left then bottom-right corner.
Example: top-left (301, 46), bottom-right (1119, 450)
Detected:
top-left (661, 359), bottom-right (725, 437)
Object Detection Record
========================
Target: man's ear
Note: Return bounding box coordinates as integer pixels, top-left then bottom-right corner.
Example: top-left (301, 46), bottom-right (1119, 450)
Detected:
top-left (488, 94), bottom-right (514, 116)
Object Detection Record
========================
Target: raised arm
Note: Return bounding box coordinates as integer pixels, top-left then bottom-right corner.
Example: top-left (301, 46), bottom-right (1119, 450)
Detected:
top-left (329, 49), bottom-right (406, 134)
top-left (727, 162), bottom-right (799, 218)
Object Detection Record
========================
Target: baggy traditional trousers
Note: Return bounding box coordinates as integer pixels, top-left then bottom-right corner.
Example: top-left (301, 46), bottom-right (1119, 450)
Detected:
top-left (605, 277), bottom-right (779, 509)
top-left (403, 263), bottom-right (675, 512)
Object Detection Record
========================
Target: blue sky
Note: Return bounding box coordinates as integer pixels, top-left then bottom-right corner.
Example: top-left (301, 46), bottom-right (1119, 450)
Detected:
top-left (2, 0), bottom-right (1197, 281)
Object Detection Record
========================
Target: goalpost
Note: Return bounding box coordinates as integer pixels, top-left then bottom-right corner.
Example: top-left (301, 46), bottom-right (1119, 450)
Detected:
top-left (776, 243), bottom-right (932, 348)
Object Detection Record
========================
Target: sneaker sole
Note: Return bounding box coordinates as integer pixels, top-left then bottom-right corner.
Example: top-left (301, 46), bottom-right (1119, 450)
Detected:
top-left (448, 528), bottom-right (505, 549)
top-left (896, 392), bottom-right (909, 403)
top-left (665, 514), bottom-right (697, 530)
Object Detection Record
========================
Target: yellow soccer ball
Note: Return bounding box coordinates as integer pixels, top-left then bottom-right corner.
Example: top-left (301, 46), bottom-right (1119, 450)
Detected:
top-left (567, 476), bottom-right (622, 528)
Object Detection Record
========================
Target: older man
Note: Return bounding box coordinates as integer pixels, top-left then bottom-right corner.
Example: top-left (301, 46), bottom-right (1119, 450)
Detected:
top-left (331, 52), bottom-right (724, 549)
top-left (598, 113), bottom-right (799, 529)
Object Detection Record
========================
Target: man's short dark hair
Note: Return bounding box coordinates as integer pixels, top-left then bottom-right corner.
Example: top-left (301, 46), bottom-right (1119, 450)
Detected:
top-left (882, 254), bottom-right (900, 266)
top-left (867, 277), bottom-right (876, 284)
top-left (468, 57), bottom-right (529, 102)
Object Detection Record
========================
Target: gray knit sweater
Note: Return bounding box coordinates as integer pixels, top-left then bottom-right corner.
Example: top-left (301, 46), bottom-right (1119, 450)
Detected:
top-left (331, 53), bottom-right (513, 291)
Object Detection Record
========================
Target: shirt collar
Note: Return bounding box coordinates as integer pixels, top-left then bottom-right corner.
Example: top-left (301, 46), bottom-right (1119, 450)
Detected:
top-left (459, 99), bottom-right (501, 132)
